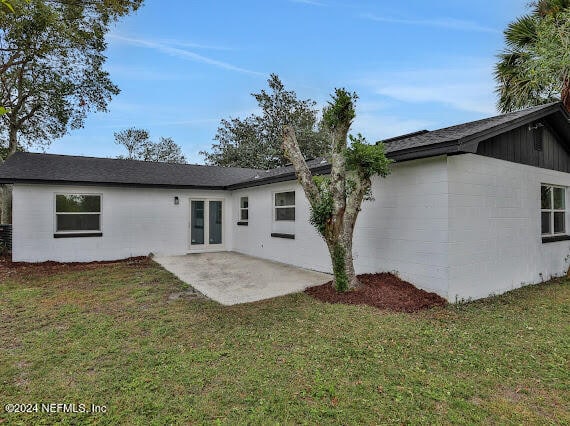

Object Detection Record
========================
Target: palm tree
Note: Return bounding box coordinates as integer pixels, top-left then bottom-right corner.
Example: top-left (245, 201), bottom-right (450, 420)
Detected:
top-left (495, 0), bottom-right (570, 112)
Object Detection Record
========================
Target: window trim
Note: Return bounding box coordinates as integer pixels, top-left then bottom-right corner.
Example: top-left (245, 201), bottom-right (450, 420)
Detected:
top-left (54, 193), bottom-right (102, 236)
top-left (541, 184), bottom-right (566, 238)
top-left (239, 196), bottom-right (249, 223)
top-left (274, 191), bottom-right (295, 222)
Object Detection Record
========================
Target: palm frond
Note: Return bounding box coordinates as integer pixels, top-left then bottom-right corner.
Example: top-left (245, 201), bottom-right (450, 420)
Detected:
top-left (504, 15), bottom-right (538, 49)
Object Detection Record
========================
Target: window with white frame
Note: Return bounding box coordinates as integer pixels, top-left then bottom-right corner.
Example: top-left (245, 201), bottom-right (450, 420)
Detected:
top-left (55, 194), bottom-right (101, 233)
top-left (274, 191), bottom-right (295, 221)
top-left (541, 185), bottom-right (565, 236)
top-left (240, 196), bottom-right (249, 221)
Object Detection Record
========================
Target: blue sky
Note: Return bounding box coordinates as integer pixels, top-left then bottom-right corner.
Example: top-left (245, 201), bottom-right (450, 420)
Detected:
top-left (46, 0), bottom-right (529, 164)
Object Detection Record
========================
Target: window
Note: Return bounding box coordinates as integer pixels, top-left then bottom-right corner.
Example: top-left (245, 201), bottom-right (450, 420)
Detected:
top-left (275, 191), bottom-right (295, 221)
top-left (541, 185), bottom-right (565, 236)
top-left (55, 194), bottom-right (101, 234)
top-left (240, 196), bottom-right (249, 221)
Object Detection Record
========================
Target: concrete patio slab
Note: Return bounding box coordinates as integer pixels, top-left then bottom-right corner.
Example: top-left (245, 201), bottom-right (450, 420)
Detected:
top-left (154, 252), bottom-right (331, 305)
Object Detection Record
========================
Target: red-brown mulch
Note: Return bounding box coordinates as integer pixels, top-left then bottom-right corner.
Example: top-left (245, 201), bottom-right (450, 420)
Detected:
top-left (0, 254), bottom-right (149, 277)
top-left (305, 273), bottom-right (447, 312)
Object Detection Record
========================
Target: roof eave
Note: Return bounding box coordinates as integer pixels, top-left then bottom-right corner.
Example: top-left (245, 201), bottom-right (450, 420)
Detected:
top-left (458, 103), bottom-right (566, 150)
top-left (227, 165), bottom-right (331, 190)
top-left (1, 178), bottom-right (228, 190)
top-left (386, 140), bottom-right (473, 162)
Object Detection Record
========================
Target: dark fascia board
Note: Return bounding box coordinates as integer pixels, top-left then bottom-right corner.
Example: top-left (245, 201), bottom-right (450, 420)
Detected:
top-left (386, 103), bottom-right (569, 162)
top-left (458, 103), bottom-right (567, 152)
top-left (227, 165), bottom-right (331, 190)
top-left (0, 178), bottom-right (228, 190)
top-left (386, 140), bottom-right (468, 162)
top-left (2, 165), bottom-right (335, 191)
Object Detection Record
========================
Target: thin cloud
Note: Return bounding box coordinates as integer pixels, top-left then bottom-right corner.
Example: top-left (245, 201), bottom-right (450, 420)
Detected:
top-left (356, 61), bottom-right (497, 115)
top-left (362, 13), bottom-right (498, 33)
top-left (289, 0), bottom-right (326, 6)
top-left (160, 39), bottom-right (237, 51)
top-left (109, 34), bottom-right (263, 76)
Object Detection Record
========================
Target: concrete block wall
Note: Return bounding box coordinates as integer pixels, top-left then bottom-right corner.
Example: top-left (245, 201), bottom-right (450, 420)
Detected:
top-left (231, 181), bottom-right (331, 273)
top-left (12, 185), bottom-right (233, 262)
top-left (447, 154), bottom-right (570, 301)
top-left (352, 156), bottom-right (450, 296)
top-left (13, 154), bottom-right (570, 302)
top-left (232, 156), bottom-right (451, 297)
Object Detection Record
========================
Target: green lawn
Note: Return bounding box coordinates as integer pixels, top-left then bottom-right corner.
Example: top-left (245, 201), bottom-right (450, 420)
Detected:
top-left (0, 259), bottom-right (568, 425)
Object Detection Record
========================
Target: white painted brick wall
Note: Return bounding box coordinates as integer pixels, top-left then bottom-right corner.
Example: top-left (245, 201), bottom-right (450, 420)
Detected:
top-left (15, 154), bottom-right (566, 302)
top-left (352, 156), bottom-right (450, 296)
top-left (12, 185), bottom-right (233, 262)
top-left (448, 154), bottom-right (570, 301)
top-left (232, 156), bottom-right (450, 297)
top-left (231, 181), bottom-right (331, 273)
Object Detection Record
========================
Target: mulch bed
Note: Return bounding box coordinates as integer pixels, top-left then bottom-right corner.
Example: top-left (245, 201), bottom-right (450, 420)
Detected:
top-left (305, 273), bottom-right (447, 312)
top-left (0, 254), bottom-right (149, 276)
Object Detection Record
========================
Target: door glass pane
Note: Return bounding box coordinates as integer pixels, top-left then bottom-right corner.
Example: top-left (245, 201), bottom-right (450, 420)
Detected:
top-left (209, 201), bottom-right (222, 244)
top-left (541, 211), bottom-right (551, 234)
top-left (554, 212), bottom-right (565, 233)
top-left (541, 186), bottom-right (552, 209)
top-left (554, 187), bottom-right (565, 209)
top-left (191, 201), bottom-right (204, 245)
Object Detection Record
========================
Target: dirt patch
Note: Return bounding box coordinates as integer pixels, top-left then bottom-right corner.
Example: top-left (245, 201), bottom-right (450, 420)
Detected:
top-left (0, 254), bottom-right (150, 277)
top-left (305, 273), bottom-right (447, 312)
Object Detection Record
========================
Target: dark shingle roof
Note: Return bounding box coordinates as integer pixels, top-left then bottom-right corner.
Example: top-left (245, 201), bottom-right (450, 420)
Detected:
top-left (0, 153), bottom-right (263, 188)
top-left (1, 103), bottom-right (568, 189)
top-left (0, 153), bottom-right (331, 189)
top-left (381, 102), bottom-right (570, 161)
top-left (228, 158), bottom-right (330, 189)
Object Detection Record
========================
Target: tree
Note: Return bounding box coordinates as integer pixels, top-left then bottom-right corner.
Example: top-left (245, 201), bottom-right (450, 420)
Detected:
top-left (0, 0), bottom-right (142, 158)
top-left (495, 0), bottom-right (570, 112)
top-left (141, 137), bottom-right (186, 164)
top-left (1, 0), bottom-right (28, 13)
top-left (0, 0), bottom-right (141, 223)
top-left (202, 74), bottom-right (330, 169)
top-left (114, 128), bottom-right (186, 164)
top-left (283, 89), bottom-right (391, 292)
top-left (114, 127), bottom-right (150, 160)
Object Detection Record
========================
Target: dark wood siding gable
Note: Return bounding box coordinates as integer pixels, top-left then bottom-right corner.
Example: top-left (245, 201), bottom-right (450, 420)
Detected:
top-left (476, 123), bottom-right (570, 172)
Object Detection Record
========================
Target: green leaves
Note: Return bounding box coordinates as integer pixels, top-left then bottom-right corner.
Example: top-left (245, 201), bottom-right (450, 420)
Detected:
top-left (1, 0), bottom-right (14, 12)
top-left (345, 134), bottom-right (392, 180)
top-left (0, 0), bottom-right (141, 154)
top-left (114, 128), bottom-right (186, 163)
top-left (309, 176), bottom-right (334, 237)
top-left (495, 1), bottom-right (570, 112)
top-left (322, 89), bottom-right (357, 132)
top-left (203, 74), bottom-right (329, 169)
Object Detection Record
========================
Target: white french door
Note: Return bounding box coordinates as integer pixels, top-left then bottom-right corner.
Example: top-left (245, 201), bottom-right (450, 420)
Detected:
top-left (189, 199), bottom-right (224, 251)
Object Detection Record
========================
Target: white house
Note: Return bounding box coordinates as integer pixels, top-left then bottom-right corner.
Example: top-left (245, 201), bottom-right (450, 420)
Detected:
top-left (1, 102), bottom-right (569, 302)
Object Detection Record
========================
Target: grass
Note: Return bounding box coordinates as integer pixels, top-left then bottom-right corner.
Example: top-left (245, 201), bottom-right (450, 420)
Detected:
top-left (0, 259), bottom-right (569, 425)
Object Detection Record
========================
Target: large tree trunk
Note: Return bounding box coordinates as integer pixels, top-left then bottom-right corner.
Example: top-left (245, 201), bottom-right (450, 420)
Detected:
top-left (324, 231), bottom-right (361, 291)
top-left (0, 185), bottom-right (12, 224)
top-left (0, 126), bottom-right (18, 224)
top-left (8, 124), bottom-right (18, 157)
top-left (562, 78), bottom-right (570, 113)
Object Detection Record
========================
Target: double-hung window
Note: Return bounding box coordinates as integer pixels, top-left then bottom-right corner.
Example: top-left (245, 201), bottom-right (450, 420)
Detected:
top-left (55, 194), bottom-right (102, 235)
top-left (541, 185), bottom-right (565, 236)
top-left (240, 196), bottom-right (249, 221)
top-left (274, 191), bottom-right (295, 221)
